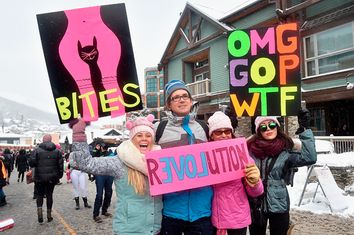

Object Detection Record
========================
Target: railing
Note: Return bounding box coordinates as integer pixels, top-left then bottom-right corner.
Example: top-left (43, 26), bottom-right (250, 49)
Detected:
top-left (315, 136), bottom-right (354, 154)
top-left (186, 79), bottom-right (210, 97)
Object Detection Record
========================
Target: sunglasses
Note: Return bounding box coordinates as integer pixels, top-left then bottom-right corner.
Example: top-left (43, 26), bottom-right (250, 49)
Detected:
top-left (213, 129), bottom-right (232, 136)
top-left (259, 122), bottom-right (278, 132)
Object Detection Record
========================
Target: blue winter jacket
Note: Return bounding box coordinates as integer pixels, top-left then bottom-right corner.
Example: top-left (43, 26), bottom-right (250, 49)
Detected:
top-left (155, 110), bottom-right (213, 222)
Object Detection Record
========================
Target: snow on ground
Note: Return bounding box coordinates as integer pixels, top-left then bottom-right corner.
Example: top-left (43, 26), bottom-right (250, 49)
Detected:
top-left (288, 151), bottom-right (354, 217)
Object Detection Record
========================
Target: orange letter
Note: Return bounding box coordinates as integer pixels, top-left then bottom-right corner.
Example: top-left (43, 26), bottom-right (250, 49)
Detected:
top-left (230, 93), bottom-right (260, 116)
top-left (279, 55), bottom-right (299, 85)
top-left (276, 23), bottom-right (298, 54)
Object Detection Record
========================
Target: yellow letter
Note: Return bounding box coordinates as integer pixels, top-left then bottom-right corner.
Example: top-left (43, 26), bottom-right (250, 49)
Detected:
top-left (230, 93), bottom-right (260, 116)
top-left (72, 92), bottom-right (79, 118)
top-left (78, 91), bottom-right (95, 118)
top-left (280, 86), bottom-right (297, 116)
top-left (251, 57), bottom-right (276, 85)
top-left (99, 88), bottom-right (119, 112)
top-left (56, 97), bottom-right (71, 121)
top-left (118, 83), bottom-right (141, 108)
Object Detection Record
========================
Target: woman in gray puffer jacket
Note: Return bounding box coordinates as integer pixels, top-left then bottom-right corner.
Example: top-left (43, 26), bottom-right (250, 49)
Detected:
top-left (247, 109), bottom-right (317, 235)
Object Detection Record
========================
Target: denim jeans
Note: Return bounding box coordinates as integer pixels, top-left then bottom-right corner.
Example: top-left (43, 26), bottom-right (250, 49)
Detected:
top-left (93, 175), bottom-right (114, 217)
top-left (160, 215), bottom-right (215, 235)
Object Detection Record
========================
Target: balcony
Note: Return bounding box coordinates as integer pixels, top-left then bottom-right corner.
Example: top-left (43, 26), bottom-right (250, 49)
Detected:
top-left (186, 79), bottom-right (210, 97)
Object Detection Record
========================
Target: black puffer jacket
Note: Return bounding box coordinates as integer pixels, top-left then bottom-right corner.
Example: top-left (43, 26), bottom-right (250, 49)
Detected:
top-left (29, 142), bottom-right (64, 183)
top-left (16, 150), bottom-right (29, 172)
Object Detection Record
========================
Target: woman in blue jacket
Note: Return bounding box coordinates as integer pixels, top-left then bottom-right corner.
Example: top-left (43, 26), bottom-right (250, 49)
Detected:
top-left (69, 115), bottom-right (162, 235)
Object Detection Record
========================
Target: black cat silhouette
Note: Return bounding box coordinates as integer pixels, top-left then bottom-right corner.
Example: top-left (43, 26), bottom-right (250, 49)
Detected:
top-left (77, 36), bottom-right (107, 116)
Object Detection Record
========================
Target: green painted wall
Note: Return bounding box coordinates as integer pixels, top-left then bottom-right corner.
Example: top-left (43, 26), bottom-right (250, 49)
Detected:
top-left (167, 57), bottom-right (183, 81)
top-left (230, 5), bottom-right (275, 29)
top-left (209, 37), bottom-right (229, 92)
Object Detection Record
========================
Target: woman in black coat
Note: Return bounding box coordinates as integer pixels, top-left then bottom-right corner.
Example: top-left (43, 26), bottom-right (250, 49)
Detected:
top-left (16, 149), bottom-right (29, 182)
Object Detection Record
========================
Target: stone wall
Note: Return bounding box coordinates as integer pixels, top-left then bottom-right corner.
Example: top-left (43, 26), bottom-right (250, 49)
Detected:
top-left (287, 116), bottom-right (298, 138)
top-left (235, 116), bottom-right (252, 137)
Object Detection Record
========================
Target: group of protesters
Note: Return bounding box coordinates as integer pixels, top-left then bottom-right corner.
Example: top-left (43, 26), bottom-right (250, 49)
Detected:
top-left (65, 79), bottom-right (317, 235)
top-left (0, 147), bottom-right (33, 207)
top-left (0, 79), bottom-right (317, 235)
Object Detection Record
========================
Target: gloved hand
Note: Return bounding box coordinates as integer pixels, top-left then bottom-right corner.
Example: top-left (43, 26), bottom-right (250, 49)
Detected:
top-left (69, 119), bottom-right (88, 142)
top-left (295, 107), bottom-right (311, 134)
top-left (245, 164), bottom-right (260, 187)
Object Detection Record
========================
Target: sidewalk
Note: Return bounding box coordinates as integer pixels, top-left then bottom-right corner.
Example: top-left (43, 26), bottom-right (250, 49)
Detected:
top-left (0, 169), bottom-right (115, 235)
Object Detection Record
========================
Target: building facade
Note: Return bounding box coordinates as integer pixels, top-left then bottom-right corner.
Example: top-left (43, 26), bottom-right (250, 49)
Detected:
top-left (159, 0), bottom-right (354, 137)
top-left (144, 67), bottom-right (165, 120)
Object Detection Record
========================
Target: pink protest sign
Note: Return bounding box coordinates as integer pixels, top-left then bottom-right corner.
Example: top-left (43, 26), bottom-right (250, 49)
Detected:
top-left (146, 137), bottom-right (253, 196)
top-left (37, 4), bottom-right (143, 123)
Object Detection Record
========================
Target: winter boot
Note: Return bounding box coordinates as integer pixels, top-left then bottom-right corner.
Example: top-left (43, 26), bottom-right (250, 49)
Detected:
top-left (37, 207), bottom-right (43, 224)
top-left (82, 197), bottom-right (91, 208)
top-left (74, 197), bottom-right (80, 210)
top-left (47, 209), bottom-right (53, 222)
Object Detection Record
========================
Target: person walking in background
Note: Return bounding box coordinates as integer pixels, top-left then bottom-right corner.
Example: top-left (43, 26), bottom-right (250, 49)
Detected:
top-left (90, 142), bottom-right (114, 223)
top-left (64, 153), bottom-right (71, 183)
top-left (247, 108), bottom-right (317, 235)
top-left (29, 134), bottom-right (64, 224)
top-left (2, 149), bottom-right (13, 184)
top-left (16, 149), bottom-right (29, 183)
top-left (0, 156), bottom-right (8, 207)
top-left (208, 111), bottom-right (263, 235)
top-left (68, 154), bottom-right (92, 211)
top-left (155, 80), bottom-right (214, 235)
top-left (69, 116), bottom-right (163, 234)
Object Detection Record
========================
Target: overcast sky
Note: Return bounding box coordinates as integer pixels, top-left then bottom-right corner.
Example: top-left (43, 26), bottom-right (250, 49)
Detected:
top-left (0, 0), bottom-right (255, 116)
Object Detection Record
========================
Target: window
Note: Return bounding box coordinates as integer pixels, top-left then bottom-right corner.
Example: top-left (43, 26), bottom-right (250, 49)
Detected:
top-left (146, 94), bottom-right (158, 108)
top-left (304, 22), bottom-right (354, 76)
top-left (146, 78), bottom-right (157, 92)
top-left (310, 107), bottom-right (326, 136)
top-left (194, 71), bottom-right (209, 82)
top-left (146, 71), bottom-right (157, 76)
top-left (194, 59), bottom-right (208, 69)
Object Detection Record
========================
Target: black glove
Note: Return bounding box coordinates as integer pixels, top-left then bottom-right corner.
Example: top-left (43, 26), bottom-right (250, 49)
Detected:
top-left (295, 107), bottom-right (310, 134)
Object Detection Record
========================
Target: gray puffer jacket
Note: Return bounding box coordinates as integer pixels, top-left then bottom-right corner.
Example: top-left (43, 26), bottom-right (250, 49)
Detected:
top-left (250, 129), bottom-right (317, 213)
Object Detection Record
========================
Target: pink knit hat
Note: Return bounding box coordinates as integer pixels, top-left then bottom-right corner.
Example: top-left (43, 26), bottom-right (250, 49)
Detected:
top-left (126, 114), bottom-right (155, 139)
top-left (254, 116), bottom-right (280, 133)
top-left (207, 111), bottom-right (233, 136)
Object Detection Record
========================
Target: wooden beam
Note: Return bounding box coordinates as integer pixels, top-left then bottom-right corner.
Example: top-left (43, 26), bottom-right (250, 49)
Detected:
top-left (191, 17), bottom-right (203, 44)
top-left (179, 28), bottom-right (190, 44)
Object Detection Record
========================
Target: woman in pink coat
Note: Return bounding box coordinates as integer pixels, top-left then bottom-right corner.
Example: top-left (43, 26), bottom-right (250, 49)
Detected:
top-left (208, 112), bottom-right (264, 235)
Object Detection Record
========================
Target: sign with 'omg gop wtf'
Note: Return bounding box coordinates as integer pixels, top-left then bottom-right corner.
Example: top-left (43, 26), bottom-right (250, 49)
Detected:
top-left (228, 23), bottom-right (301, 117)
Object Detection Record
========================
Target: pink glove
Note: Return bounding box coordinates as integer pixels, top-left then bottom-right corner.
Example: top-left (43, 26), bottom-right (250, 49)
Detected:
top-left (69, 119), bottom-right (88, 142)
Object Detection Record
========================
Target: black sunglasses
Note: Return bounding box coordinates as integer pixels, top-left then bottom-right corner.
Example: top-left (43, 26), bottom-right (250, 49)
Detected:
top-left (259, 122), bottom-right (278, 132)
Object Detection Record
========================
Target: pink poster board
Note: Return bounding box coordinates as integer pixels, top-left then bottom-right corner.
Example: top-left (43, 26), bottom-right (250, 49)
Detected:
top-left (146, 137), bottom-right (253, 196)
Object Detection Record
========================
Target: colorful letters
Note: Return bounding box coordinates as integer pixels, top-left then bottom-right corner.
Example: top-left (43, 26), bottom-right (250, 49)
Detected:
top-left (227, 23), bottom-right (301, 116)
top-left (145, 138), bottom-right (253, 196)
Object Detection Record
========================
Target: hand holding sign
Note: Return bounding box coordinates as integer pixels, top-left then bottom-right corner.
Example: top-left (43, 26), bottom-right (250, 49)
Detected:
top-left (244, 163), bottom-right (260, 187)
